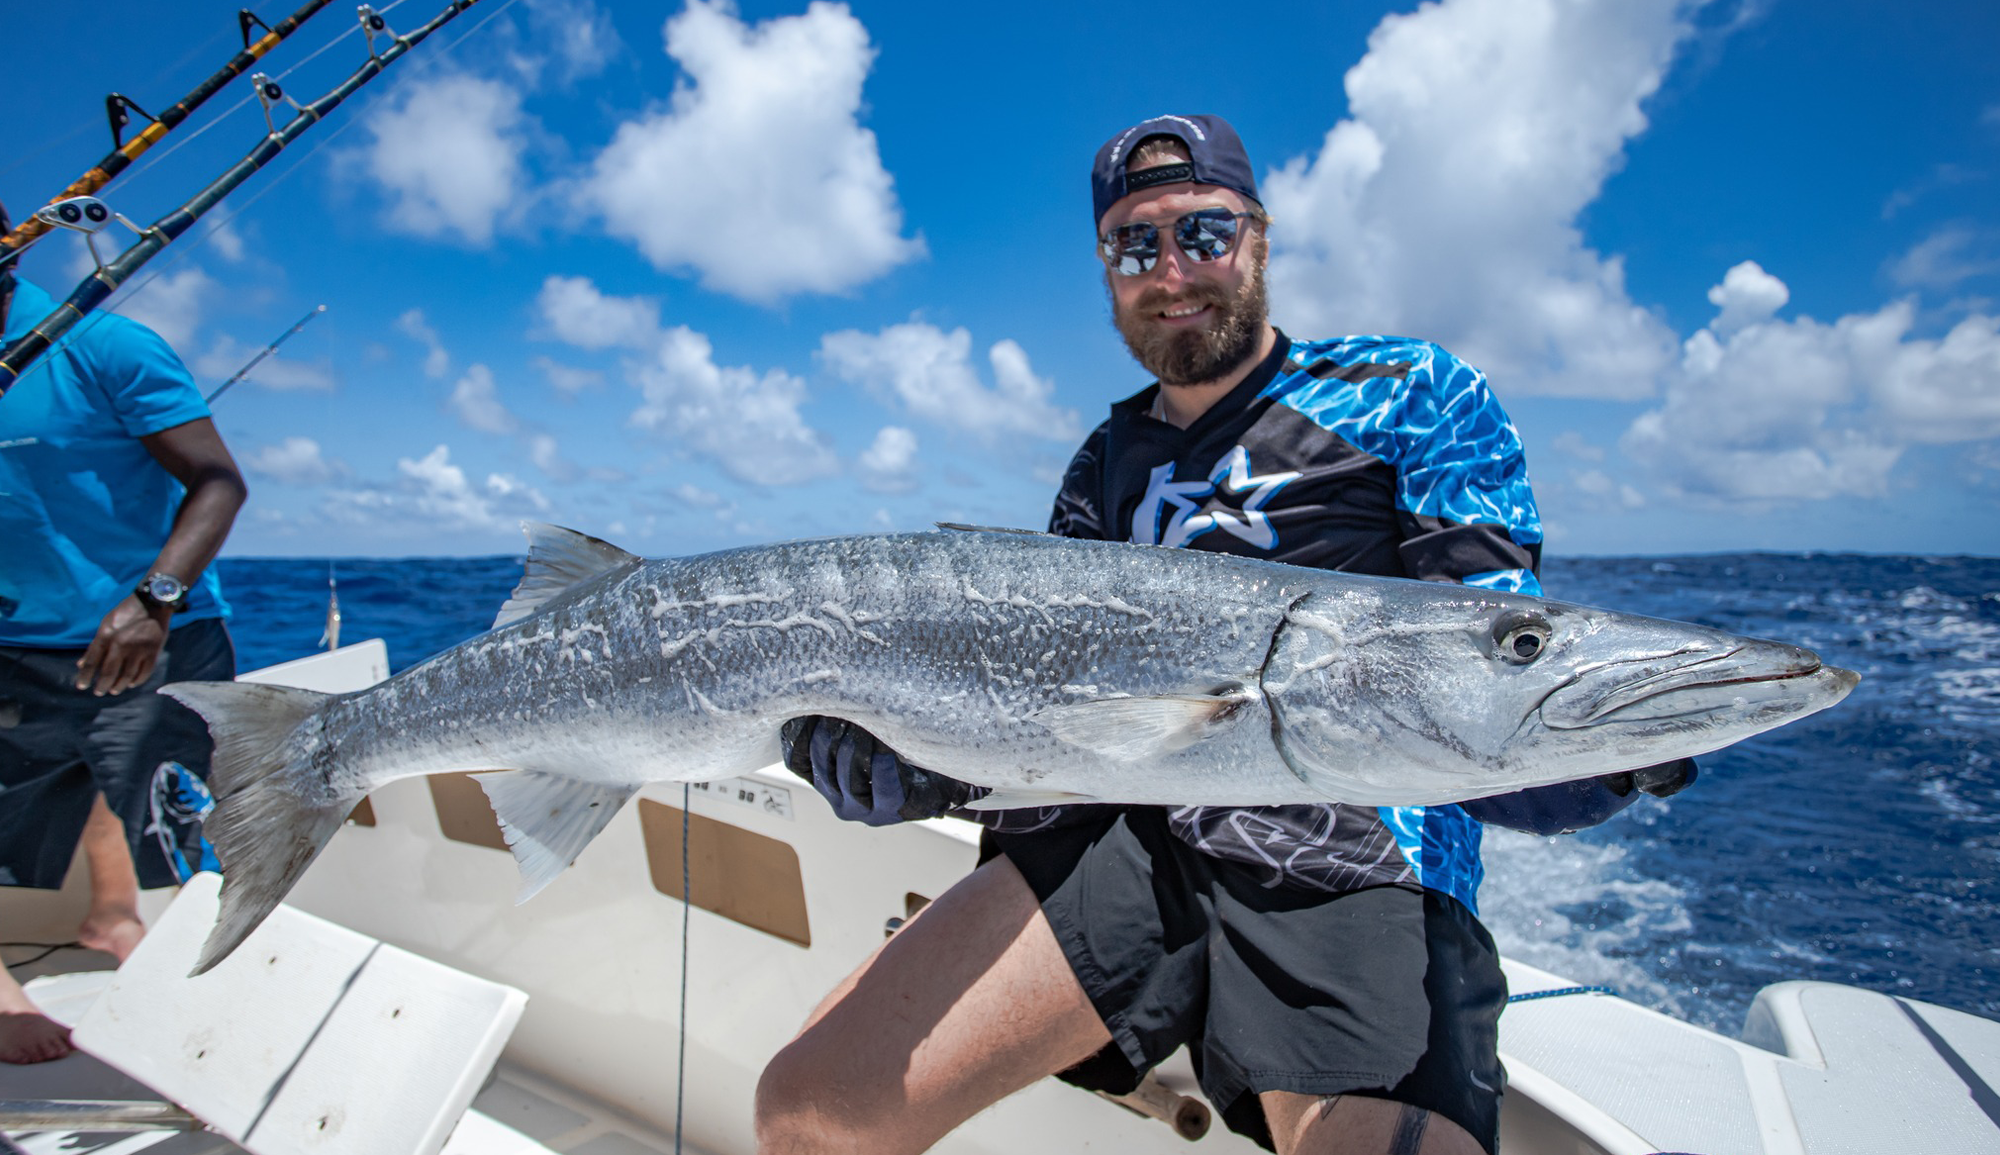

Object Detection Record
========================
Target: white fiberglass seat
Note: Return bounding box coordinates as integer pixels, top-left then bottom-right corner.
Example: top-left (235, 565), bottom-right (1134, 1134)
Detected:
top-left (28, 871), bottom-right (528, 1155)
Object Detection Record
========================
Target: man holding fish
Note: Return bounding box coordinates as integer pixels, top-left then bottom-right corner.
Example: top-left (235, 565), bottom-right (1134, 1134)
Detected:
top-left (150, 114), bottom-right (1848, 1149)
top-left (756, 116), bottom-right (1695, 1155)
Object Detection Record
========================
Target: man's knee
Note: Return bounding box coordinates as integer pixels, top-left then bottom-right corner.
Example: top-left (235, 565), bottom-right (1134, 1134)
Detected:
top-left (754, 1033), bottom-right (895, 1155)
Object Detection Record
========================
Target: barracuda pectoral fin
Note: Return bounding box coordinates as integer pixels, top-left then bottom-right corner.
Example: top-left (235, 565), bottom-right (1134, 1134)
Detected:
top-left (1030, 686), bottom-right (1258, 762)
top-left (960, 788), bottom-right (1097, 812)
top-left (474, 770), bottom-right (638, 902)
top-left (494, 523), bottom-right (643, 629)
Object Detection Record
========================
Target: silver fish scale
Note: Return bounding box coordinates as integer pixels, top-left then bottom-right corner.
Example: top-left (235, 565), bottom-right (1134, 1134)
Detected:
top-left (319, 532), bottom-right (1321, 804)
top-left (164, 527), bottom-right (1865, 976)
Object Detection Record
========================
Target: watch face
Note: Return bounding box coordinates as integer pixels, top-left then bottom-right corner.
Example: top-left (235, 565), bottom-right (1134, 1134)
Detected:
top-left (145, 573), bottom-right (187, 603)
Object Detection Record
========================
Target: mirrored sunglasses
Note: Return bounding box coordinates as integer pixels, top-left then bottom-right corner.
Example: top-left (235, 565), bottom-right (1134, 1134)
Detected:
top-left (1099, 208), bottom-right (1258, 277)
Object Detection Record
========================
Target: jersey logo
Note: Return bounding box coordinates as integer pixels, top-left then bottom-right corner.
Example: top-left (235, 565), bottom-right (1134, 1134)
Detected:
top-left (1131, 445), bottom-right (1300, 550)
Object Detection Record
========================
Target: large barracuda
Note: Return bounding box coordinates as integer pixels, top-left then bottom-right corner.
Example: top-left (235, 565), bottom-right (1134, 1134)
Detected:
top-left (166, 524), bottom-right (1858, 973)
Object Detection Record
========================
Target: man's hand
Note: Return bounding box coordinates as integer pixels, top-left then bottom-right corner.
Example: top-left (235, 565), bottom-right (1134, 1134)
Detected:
top-left (1599, 758), bottom-right (1699, 799)
top-left (780, 716), bottom-right (986, 826)
top-left (1462, 758), bottom-right (1699, 835)
top-left (75, 595), bottom-right (171, 696)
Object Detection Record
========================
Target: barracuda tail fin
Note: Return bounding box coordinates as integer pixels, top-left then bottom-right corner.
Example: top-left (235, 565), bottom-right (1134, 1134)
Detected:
top-left (160, 681), bottom-right (354, 976)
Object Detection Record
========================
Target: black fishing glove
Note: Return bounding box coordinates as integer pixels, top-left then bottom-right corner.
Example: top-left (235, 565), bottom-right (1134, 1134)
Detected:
top-left (1599, 757), bottom-right (1700, 799)
top-left (1462, 758), bottom-right (1698, 836)
top-left (779, 716), bottom-right (987, 826)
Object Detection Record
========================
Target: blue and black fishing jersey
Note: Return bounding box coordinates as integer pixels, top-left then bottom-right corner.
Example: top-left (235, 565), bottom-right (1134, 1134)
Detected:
top-left (1034, 331), bottom-right (1545, 914)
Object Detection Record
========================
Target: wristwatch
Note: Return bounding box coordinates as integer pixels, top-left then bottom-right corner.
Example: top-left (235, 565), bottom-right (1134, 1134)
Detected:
top-left (135, 571), bottom-right (190, 613)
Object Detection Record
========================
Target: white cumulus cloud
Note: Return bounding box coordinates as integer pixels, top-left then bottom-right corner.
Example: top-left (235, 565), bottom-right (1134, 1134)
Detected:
top-left (1262, 0), bottom-right (1691, 398)
top-left (535, 275), bottom-right (660, 349)
top-left (194, 334), bottom-right (336, 393)
top-left (1550, 430), bottom-right (1608, 463)
top-left (632, 326), bottom-right (838, 484)
top-left (520, 0), bottom-right (621, 83)
top-left (527, 432), bottom-right (577, 481)
top-left (819, 321), bottom-right (1081, 442)
top-left (397, 309), bottom-right (450, 379)
top-left (1887, 226), bottom-right (2000, 293)
top-left (449, 364), bottom-right (519, 434)
top-left (115, 267), bottom-right (217, 352)
top-left (357, 73), bottom-right (529, 244)
top-left (328, 444), bottom-right (550, 531)
top-left (578, 0), bottom-right (922, 301)
top-left (206, 220), bottom-right (247, 263)
top-left (533, 355), bottom-right (603, 395)
top-left (532, 275), bottom-right (838, 484)
top-left (1706, 260), bottom-right (1790, 338)
top-left (244, 437), bottom-right (342, 485)
top-left (1622, 265), bottom-right (2000, 501)
top-left (857, 425), bottom-right (918, 493)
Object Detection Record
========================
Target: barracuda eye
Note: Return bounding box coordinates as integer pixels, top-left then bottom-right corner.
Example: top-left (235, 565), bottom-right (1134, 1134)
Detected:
top-left (1493, 612), bottom-right (1552, 665)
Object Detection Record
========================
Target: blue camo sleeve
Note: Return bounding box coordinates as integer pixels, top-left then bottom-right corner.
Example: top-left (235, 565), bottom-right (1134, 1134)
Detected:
top-left (1382, 342), bottom-right (1543, 595)
top-left (1383, 344), bottom-right (1660, 834)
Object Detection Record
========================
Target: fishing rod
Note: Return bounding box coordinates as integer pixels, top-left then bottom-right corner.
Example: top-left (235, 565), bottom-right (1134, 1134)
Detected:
top-left (205, 303), bottom-right (326, 403)
top-left (0, 0), bottom-right (483, 400)
top-left (0, 0), bottom-right (335, 266)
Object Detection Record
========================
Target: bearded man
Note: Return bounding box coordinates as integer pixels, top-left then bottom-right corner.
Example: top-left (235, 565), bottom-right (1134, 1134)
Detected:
top-left (754, 114), bottom-right (1690, 1155)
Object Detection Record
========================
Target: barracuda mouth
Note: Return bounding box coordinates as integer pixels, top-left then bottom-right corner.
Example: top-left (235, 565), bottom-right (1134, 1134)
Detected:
top-left (1539, 641), bottom-right (1853, 730)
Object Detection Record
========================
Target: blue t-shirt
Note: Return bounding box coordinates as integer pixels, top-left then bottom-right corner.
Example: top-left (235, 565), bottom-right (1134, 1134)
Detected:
top-left (0, 278), bottom-right (229, 646)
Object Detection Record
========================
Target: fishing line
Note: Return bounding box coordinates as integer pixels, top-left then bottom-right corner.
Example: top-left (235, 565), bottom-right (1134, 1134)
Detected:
top-left (0, 0), bottom-right (500, 397)
top-left (677, 782), bottom-right (690, 1155)
top-left (6, 0), bottom-right (518, 393)
top-left (114, 0), bottom-right (515, 300)
top-left (0, 121), bottom-right (98, 181)
top-left (114, 0), bottom-right (514, 294)
top-left (116, 0), bottom-right (421, 191)
top-left (0, 0), bottom-right (341, 265)
top-left (0, 16), bottom-right (234, 180)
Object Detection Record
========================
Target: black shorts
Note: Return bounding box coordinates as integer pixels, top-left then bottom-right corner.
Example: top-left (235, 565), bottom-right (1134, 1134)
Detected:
top-left (0, 617), bottom-right (235, 890)
top-left (988, 807), bottom-right (1507, 1153)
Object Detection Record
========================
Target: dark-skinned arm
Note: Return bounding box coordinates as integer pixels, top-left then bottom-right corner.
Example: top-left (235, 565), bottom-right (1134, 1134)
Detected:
top-left (75, 417), bottom-right (247, 695)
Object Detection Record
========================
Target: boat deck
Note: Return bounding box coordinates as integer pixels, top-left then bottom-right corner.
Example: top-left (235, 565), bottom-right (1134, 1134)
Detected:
top-left (9, 641), bottom-right (2000, 1154)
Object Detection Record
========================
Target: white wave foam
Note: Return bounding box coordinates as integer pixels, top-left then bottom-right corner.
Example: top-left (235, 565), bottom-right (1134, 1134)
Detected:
top-left (1480, 826), bottom-right (1691, 1020)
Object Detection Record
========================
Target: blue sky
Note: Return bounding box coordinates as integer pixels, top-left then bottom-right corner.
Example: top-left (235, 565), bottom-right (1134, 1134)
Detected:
top-left (4, 0), bottom-right (1997, 559)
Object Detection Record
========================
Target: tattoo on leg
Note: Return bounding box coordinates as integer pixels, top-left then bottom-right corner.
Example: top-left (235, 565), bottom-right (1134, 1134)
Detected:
top-left (1389, 1104), bottom-right (1430, 1155)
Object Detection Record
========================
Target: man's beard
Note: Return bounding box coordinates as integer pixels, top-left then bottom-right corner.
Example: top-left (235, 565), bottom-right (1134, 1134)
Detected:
top-left (1110, 237), bottom-right (1270, 387)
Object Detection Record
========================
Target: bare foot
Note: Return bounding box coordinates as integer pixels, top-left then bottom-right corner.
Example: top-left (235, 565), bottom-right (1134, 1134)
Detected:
top-left (78, 908), bottom-right (146, 963)
top-left (0, 1010), bottom-right (74, 1063)
top-left (1, 972), bottom-right (74, 1064)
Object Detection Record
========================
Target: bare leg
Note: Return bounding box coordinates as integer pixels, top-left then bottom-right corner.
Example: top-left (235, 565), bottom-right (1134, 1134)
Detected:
top-left (76, 792), bottom-right (145, 962)
top-left (756, 855), bottom-right (1113, 1155)
top-left (1262, 1092), bottom-right (1486, 1155)
top-left (0, 963), bottom-right (73, 1064)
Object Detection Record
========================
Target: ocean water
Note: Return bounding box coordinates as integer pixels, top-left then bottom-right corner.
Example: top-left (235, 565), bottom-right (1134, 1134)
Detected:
top-left (215, 551), bottom-right (2000, 1038)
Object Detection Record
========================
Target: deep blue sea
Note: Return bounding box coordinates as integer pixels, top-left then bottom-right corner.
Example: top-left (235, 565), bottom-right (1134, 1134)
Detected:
top-left (216, 551), bottom-right (2000, 1038)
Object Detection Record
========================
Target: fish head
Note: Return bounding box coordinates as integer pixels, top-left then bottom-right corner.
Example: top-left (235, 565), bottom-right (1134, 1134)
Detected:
top-left (1260, 582), bottom-right (1861, 806)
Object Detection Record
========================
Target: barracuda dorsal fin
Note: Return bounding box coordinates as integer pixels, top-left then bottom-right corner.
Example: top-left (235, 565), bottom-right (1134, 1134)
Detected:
top-left (494, 522), bottom-right (642, 628)
top-left (474, 770), bottom-right (638, 902)
top-left (935, 522), bottom-right (1049, 536)
top-left (1029, 687), bottom-right (1258, 762)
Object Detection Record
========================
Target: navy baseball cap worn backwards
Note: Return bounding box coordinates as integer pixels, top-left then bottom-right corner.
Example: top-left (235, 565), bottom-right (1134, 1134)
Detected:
top-left (1091, 114), bottom-right (1260, 227)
